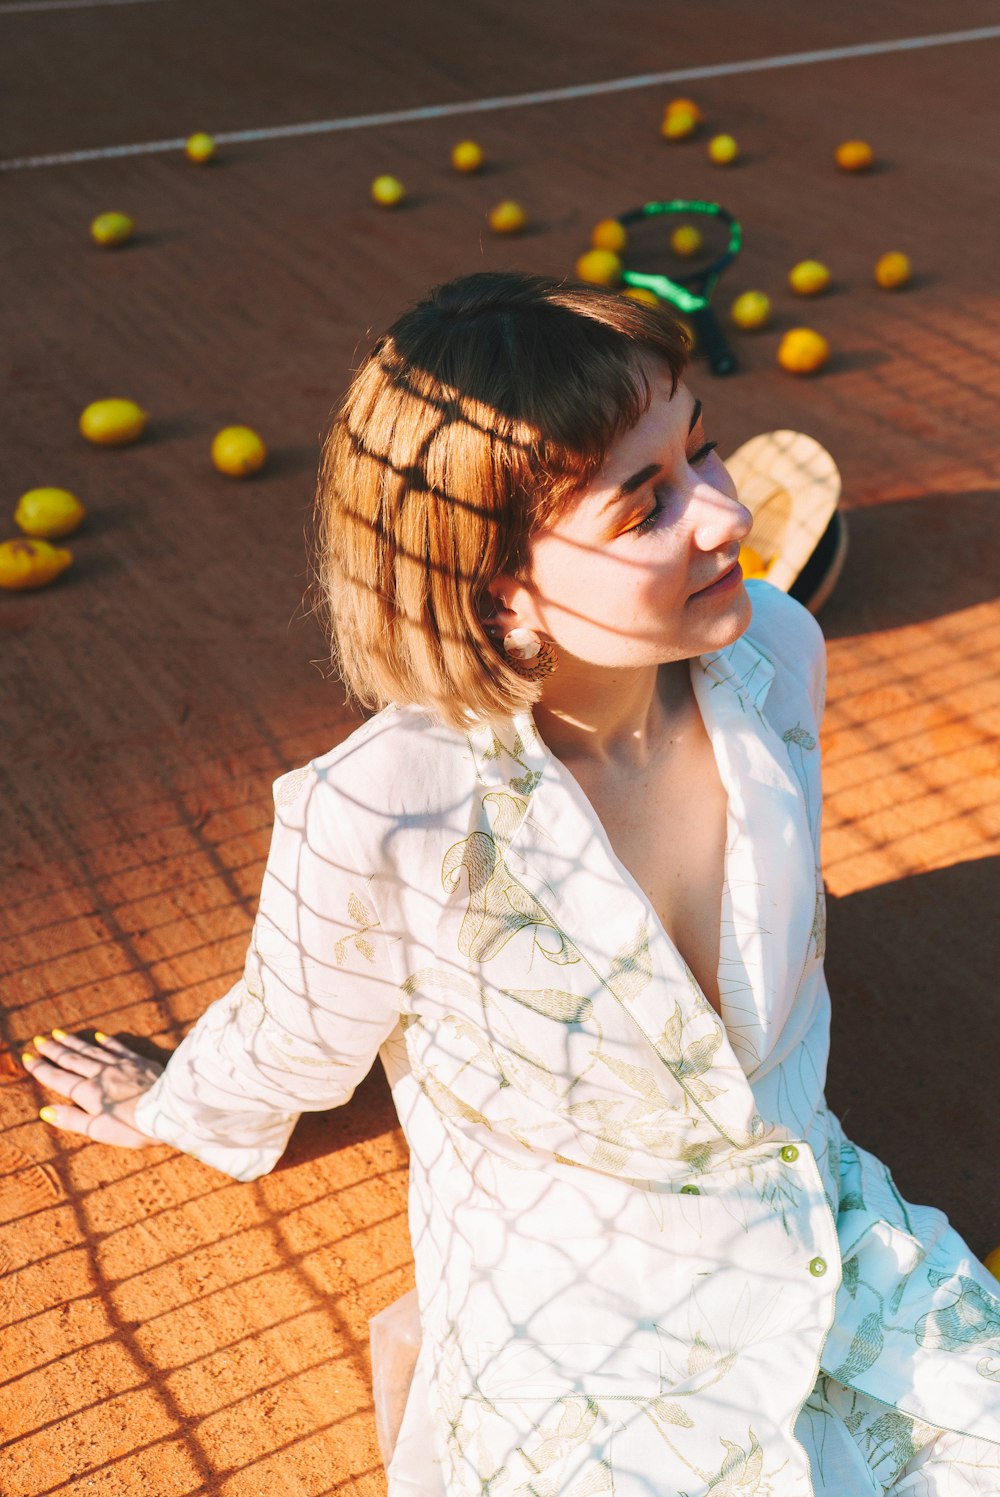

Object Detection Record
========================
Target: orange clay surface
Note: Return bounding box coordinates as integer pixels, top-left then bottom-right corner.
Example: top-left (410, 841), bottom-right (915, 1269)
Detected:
top-left (2, 2), bottom-right (1000, 1492)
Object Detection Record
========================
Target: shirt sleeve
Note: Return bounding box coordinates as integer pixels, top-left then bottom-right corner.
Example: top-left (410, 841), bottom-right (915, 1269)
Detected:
top-left (132, 760), bottom-right (403, 1181)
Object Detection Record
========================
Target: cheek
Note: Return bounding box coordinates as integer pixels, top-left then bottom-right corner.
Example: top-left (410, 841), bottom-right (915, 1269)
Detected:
top-left (536, 538), bottom-right (641, 605)
top-left (532, 537), bottom-right (686, 640)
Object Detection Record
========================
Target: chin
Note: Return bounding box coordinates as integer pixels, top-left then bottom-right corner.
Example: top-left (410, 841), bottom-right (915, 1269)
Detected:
top-left (707, 587), bottom-right (753, 647)
top-left (730, 586), bottom-right (754, 633)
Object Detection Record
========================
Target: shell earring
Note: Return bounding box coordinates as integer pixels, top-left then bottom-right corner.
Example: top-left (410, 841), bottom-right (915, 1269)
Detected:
top-left (502, 626), bottom-right (558, 681)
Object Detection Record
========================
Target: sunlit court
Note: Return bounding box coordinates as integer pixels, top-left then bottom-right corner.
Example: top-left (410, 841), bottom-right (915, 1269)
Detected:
top-left (2, 2), bottom-right (999, 1493)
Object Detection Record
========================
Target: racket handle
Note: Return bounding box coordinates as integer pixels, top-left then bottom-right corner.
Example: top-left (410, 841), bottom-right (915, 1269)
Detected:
top-left (691, 307), bottom-right (737, 376)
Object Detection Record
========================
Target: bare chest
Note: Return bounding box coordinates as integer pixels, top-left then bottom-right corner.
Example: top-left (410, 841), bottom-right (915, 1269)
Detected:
top-left (568, 720), bottom-right (729, 1015)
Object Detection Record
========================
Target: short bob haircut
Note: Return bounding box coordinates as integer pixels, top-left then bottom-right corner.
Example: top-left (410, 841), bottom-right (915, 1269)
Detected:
top-left (313, 270), bottom-right (691, 731)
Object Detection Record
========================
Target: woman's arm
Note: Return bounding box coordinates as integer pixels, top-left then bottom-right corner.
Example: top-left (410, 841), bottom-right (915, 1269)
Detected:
top-left (27, 760), bottom-right (404, 1178)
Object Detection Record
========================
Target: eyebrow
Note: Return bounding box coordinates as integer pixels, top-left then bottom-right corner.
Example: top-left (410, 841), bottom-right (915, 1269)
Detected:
top-left (599, 397), bottom-right (703, 514)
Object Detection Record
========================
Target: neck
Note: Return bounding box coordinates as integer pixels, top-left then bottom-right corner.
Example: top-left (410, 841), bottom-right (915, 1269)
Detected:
top-left (531, 656), bottom-right (694, 769)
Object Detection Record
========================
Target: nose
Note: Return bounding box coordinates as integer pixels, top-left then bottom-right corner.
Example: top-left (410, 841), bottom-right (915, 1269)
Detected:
top-left (688, 476), bottom-right (753, 552)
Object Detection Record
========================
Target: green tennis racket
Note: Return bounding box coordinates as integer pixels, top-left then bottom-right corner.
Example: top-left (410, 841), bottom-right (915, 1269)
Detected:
top-left (616, 199), bottom-right (742, 375)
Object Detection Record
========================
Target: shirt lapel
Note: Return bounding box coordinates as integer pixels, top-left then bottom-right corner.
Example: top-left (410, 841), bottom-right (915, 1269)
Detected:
top-left (468, 710), bottom-right (763, 1148)
top-left (690, 635), bottom-right (818, 1075)
top-left (466, 626), bottom-right (817, 1128)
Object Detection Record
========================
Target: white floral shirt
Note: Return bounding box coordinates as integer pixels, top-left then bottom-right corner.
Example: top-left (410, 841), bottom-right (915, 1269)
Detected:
top-left (134, 581), bottom-right (1000, 1496)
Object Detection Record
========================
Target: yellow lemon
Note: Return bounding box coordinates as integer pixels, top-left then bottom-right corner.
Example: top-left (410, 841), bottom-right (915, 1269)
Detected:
top-left (670, 225), bottom-right (703, 258)
top-left (835, 139), bottom-right (874, 172)
top-left (575, 249), bottom-right (622, 286)
top-left (661, 107), bottom-right (698, 141)
top-left (90, 211), bottom-right (134, 247)
top-left (14, 487), bottom-right (85, 539)
top-left (591, 218), bottom-right (627, 253)
top-left (708, 133), bottom-right (739, 164)
top-left (730, 291), bottom-right (772, 330)
top-left (451, 140), bottom-right (483, 173)
top-left (983, 1246), bottom-right (1000, 1281)
top-left (875, 251), bottom-right (911, 289)
top-left (371, 174), bottom-right (405, 206)
top-left (79, 398), bottom-right (148, 446)
top-left (622, 287), bottom-right (659, 307)
top-left (185, 132), bottom-right (216, 163)
top-left (664, 97), bottom-right (703, 124)
top-left (211, 426), bottom-right (267, 478)
top-left (0, 537), bottom-right (73, 591)
top-left (488, 200), bottom-right (526, 234)
top-left (788, 259), bottom-right (831, 296)
top-left (738, 543), bottom-right (771, 579)
top-left (777, 327), bottom-right (830, 374)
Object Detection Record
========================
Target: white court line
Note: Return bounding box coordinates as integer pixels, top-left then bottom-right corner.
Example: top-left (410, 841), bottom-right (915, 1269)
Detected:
top-left (3, 24), bottom-right (1000, 171)
top-left (0, 0), bottom-right (166, 13)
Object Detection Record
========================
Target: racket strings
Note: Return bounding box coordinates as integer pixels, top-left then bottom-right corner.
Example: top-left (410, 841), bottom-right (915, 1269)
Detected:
top-left (622, 211), bottom-right (731, 284)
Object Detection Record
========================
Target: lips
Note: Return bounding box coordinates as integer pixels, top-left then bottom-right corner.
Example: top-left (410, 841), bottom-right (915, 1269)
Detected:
top-left (692, 556), bottom-right (741, 595)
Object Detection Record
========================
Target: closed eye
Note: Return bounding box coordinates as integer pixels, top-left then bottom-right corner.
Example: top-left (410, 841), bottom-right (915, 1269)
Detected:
top-left (627, 441), bottom-right (720, 535)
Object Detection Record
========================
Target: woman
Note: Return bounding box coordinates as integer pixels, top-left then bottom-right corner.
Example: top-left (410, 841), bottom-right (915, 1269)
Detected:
top-left (26, 272), bottom-right (1000, 1495)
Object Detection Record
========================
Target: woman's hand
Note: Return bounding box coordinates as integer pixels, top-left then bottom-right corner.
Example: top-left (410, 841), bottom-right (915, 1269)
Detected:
top-left (23, 1030), bottom-right (164, 1148)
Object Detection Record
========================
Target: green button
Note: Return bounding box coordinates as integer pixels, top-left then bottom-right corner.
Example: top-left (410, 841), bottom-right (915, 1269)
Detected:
top-left (679, 1184), bottom-right (700, 1195)
top-left (809, 1256), bottom-right (827, 1277)
top-left (780, 1144), bottom-right (800, 1163)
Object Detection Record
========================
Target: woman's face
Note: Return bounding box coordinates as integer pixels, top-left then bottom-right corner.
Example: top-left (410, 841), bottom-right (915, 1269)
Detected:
top-left (497, 363), bottom-right (754, 669)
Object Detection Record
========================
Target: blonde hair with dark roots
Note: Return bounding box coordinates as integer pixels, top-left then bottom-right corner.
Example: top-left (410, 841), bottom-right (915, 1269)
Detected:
top-left (311, 270), bottom-right (691, 731)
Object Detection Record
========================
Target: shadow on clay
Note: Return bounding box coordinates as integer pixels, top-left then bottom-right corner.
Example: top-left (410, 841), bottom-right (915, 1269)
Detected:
top-left (820, 488), bottom-right (999, 637)
top-left (824, 855), bottom-right (998, 1257)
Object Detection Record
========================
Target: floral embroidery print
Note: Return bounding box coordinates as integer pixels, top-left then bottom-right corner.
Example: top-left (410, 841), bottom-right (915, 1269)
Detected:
top-left (333, 890), bottom-right (381, 966)
top-left (442, 791), bottom-right (578, 965)
top-left (683, 1428), bottom-right (763, 1497)
top-left (916, 1272), bottom-right (1000, 1355)
top-left (800, 1375), bottom-right (941, 1493)
top-left (810, 888), bottom-right (827, 962)
top-left (502, 988), bottom-right (594, 1025)
top-left (449, 1394), bottom-right (612, 1497)
top-left (477, 727), bottom-right (544, 798)
top-left (782, 724), bottom-right (817, 752)
top-left (273, 764), bottom-right (312, 807)
top-left (830, 1311), bottom-right (885, 1382)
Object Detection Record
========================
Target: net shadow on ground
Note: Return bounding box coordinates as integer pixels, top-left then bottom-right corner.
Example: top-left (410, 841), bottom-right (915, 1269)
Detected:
top-left (0, 1066), bottom-right (409, 1494)
top-left (0, 743), bottom-right (413, 1495)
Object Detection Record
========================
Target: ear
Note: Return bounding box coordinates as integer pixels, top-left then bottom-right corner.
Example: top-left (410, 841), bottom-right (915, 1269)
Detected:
top-left (478, 572), bottom-right (510, 618)
top-left (478, 571), bottom-right (545, 634)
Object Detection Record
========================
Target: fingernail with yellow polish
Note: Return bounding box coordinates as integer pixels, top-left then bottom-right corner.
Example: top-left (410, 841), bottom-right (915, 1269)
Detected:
top-left (39, 1106), bottom-right (57, 1124)
top-left (94, 1031), bottom-right (108, 1044)
top-left (22, 1051), bottom-right (36, 1068)
top-left (32, 1034), bottom-right (48, 1050)
top-left (51, 1028), bottom-right (68, 1042)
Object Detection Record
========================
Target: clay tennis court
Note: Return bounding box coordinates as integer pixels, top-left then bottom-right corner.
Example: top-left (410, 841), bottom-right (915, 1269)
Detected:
top-left (2, 1), bottom-right (999, 1491)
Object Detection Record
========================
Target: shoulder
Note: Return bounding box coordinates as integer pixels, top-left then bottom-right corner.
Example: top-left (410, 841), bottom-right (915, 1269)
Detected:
top-left (270, 703), bottom-right (476, 844)
top-left (742, 579), bottom-right (824, 673)
top-left (742, 580), bottom-right (827, 724)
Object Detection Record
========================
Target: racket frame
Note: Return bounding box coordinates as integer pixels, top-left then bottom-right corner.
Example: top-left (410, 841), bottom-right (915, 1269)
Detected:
top-left (616, 198), bottom-right (742, 312)
top-left (616, 199), bottom-right (743, 375)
